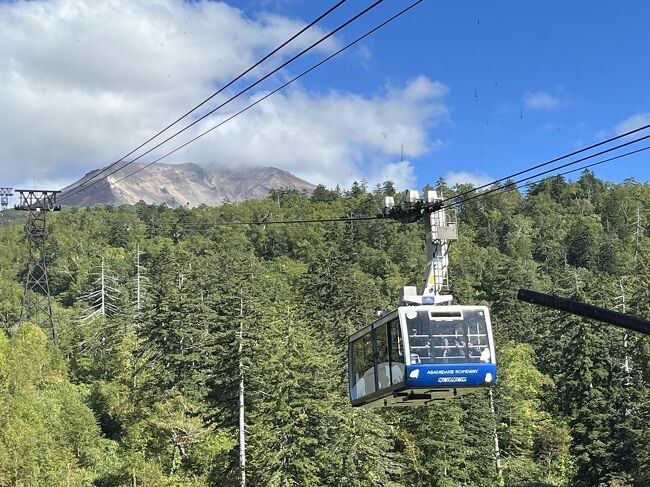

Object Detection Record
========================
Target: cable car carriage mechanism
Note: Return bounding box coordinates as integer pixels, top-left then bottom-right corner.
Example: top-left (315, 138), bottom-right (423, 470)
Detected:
top-left (348, 190), bottom-right (497, 407)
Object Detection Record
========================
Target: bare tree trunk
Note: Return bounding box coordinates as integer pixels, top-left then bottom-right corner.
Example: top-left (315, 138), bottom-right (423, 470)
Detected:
top-left (489, 389), bottom-right (503, 483)
top-left (239, 292), bottom-right (246, 487)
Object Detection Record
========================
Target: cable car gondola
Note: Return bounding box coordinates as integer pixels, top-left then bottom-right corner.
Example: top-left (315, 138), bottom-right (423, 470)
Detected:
top-left (348, 189), bottom-right (497, 407)
top-left (349, 305), bottom-right (496, 407)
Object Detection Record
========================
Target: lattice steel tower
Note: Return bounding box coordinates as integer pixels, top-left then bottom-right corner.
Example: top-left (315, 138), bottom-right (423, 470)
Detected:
top-left (14, 190), bottom-right (61, 340)
top-left (0, 188), bottom-right (12, 211)
top-left (0, 188), bottom-right (12, 228)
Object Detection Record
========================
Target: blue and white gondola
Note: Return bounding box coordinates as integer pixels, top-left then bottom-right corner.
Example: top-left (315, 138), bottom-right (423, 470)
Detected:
top-left (348, 305), bottom-right (496, 407)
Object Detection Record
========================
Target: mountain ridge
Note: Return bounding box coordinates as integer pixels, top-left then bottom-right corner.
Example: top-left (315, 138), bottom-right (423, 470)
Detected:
top-left (61, 163), bottom-right (316, 207)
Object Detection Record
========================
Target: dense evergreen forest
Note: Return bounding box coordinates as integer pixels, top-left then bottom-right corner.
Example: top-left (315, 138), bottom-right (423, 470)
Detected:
top-left (0, 172), bottom-right (649, 486)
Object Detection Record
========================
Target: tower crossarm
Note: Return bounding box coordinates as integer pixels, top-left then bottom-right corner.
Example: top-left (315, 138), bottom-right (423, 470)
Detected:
top-left (14, 189), bottom-right (61, 212)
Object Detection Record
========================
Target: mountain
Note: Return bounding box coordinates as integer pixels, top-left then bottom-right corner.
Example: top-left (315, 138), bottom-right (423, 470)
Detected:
top-left (60, 163), bottom-right (317, 207)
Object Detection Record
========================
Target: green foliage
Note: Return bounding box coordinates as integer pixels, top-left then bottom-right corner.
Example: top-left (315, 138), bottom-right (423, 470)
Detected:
top-left (0, 175), bottom-right (648, 485)
top-left (0, 325), bottom-right (112, 485)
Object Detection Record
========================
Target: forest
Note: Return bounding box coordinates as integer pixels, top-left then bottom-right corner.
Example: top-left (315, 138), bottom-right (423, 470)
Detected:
top-left (0, 171), bottom-right (649, 486)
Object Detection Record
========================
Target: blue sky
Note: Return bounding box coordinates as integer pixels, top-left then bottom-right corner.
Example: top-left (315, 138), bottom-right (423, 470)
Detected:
top-left (237, 0), bottom-right (650, 187)
top-left (0, 0), bottom-right (648, 191)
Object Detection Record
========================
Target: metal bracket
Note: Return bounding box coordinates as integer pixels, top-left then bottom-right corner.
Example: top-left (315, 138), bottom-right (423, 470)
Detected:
top-left (379, 189), bottom-right (456, 306)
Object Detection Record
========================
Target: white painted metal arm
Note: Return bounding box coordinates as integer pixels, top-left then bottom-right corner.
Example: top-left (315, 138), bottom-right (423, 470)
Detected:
top-left (381, 189), bottom-right (456, 306)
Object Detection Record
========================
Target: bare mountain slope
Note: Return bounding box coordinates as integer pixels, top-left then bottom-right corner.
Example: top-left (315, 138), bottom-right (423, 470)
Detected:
top-left (61, 163), bottom-right (316, 207)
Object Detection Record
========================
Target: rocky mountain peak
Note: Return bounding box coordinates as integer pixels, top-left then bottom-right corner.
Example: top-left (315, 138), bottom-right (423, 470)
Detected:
top-left (61, 163), bottom-right (316, 207)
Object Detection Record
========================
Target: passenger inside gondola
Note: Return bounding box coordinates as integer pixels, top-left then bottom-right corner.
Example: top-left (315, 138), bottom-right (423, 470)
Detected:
top-left (403, 308), bottom-right (493, 365)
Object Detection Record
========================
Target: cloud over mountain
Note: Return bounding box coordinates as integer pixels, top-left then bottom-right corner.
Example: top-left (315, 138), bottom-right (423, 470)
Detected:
top-left (0, 0), bottom-right (448, 190)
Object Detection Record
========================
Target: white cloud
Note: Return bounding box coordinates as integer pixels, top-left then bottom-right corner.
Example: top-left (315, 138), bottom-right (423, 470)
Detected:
top-left (540, 122), bottom-right (561, 132)
top-left (366, 160), bottom-right (417, 190)
top-left (615, 113), bottom-right (650, 135)
top-left (523, 91), bottom-right (560, 111)
top-left (443, 171), bottom-right (494, 188)
top-left (594, 129), bottom-right (607, 140)
top-left (0, 0), bottom-right (448, 190)
top-left (194, 76), bottom-right (448, 187)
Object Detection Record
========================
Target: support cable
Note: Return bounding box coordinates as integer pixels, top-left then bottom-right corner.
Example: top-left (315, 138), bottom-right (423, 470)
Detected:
top-left (60, 0), bottom-right (388, 202)
top-left (444, 124), bottom-right (650, 205)
top-left (54, 141), bottom-right (647, 230)
top-left (111, 0), bottom-right (423, 185)
top-left (58, 0), bottom-right (349, 200)
top-left (440, 141), bottom-right (650, 212)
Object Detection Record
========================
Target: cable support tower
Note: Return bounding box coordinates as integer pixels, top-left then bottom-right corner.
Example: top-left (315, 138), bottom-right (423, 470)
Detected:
top-left (0, 187), bottom-right (13, 227)
top-left (0, 187), bottom-right (12, 212)
top-left (13, 190), bottom-right (61, 340)
top-left (59, 0), bottom-right (394, 203)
